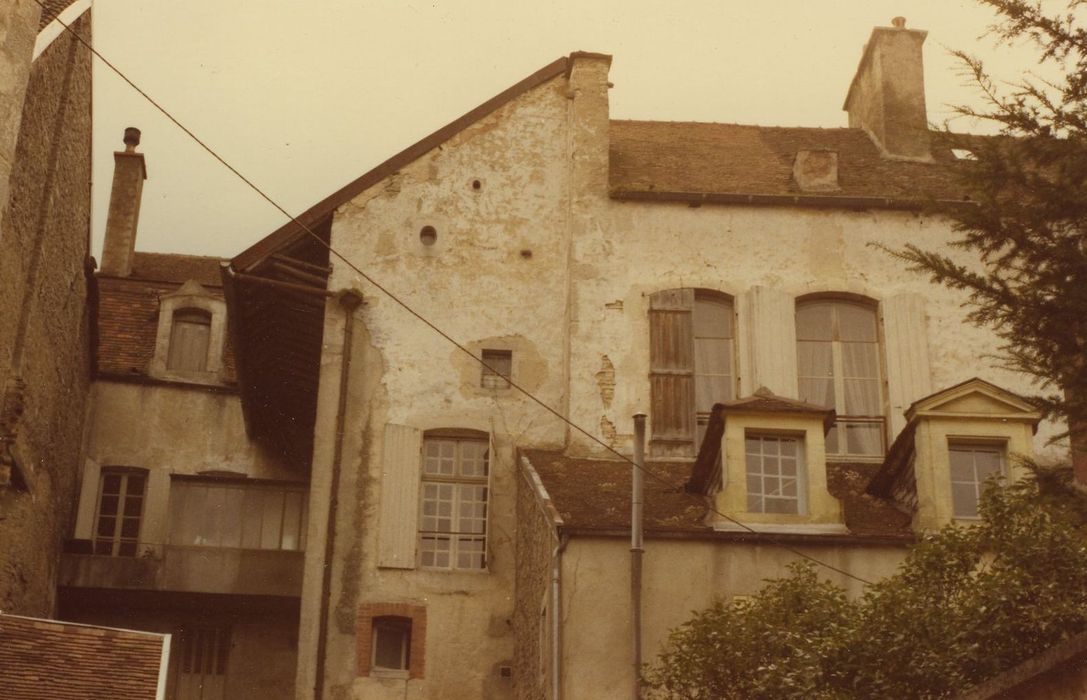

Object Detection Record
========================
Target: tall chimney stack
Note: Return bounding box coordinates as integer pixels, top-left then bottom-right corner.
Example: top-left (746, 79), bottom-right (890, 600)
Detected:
top-left (100, 127), bottom-right (146, 276)
top-left (843, 18), bottom-right (931, 161)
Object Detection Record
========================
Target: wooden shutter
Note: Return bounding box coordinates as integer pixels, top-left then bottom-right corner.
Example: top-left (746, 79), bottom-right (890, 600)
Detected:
top-left (744, 286), bottom-right (798, 397)
top-left (649, 289), bottom-right (695, 453)
top-left (377, 423), bottom-right (422, 569)
top-left (882, 294), bottom-right (932, 437)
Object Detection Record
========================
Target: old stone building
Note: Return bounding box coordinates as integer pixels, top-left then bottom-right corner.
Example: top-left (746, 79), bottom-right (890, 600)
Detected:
top-left (0, 0), bottom-right (93, 617)
top-left (211, 17), bottom-right (1059, 700)
top-left (26, 14), bottom-right (1068, 700)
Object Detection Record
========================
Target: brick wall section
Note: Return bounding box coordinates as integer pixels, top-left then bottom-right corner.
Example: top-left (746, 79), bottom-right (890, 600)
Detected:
top-left (513, 457), bottom-right (559, 700)
top-left (0, 13), bottom-right (92, 616)
top-left (356, 602), bottom-right (427, 679)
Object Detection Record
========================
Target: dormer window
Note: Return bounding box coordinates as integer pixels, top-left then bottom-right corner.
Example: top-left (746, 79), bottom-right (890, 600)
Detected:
top-left (150, 279), bottom-right (227, 385)
top-left (745, 434), bottom-right (805, 515)
top-left (167, 308), bottom-right (212, 372)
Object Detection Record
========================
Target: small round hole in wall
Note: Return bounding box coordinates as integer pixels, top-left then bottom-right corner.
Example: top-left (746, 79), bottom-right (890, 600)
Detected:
top-left (472, 179), bottom-right (482, 191)
top-left (520, 249), bottom-right (533, 259)
top-left (419, 225), bottom-right (437, 246)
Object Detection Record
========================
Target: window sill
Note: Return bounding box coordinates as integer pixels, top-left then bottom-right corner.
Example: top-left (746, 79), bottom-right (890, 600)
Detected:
top-left (370, 668), bottom-right (410, 681)
top-left (712, 521), bottom-right (849, 535)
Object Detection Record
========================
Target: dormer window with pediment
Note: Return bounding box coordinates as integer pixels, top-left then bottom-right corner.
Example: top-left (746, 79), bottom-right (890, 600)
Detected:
top-left (867, 378), bottom-right (1042, 531)
top-left (150, 279), bottom-right (227, 385)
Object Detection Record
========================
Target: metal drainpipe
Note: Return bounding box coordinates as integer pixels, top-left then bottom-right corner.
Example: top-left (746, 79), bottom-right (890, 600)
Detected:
top-left (314, 290), bottom-right (362, 699)
top-left (551, 532), bottom-right (569, 700)
top-left (631, 413), bottom-right (647, 700)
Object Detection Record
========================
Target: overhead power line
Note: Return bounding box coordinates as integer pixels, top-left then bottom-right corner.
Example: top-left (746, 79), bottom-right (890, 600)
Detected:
top-left (36, 0), bottom-right (876, 587)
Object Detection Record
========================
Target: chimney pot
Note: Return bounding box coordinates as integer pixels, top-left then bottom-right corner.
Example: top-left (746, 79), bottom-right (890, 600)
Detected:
top-left (891, 16), bottom-right (906, 29)
top-left (123, 126), bottom-right (141, 152)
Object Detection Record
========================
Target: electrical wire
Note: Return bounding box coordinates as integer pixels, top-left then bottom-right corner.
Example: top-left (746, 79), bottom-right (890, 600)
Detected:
top-left (36, 0), bottom-right (876, 586)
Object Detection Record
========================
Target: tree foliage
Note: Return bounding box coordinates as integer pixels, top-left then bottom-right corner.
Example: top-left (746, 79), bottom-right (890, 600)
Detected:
top-left (889, 0), bottom-right (1087, 429)
top-left (643, 471), bottom-right (1087, 699)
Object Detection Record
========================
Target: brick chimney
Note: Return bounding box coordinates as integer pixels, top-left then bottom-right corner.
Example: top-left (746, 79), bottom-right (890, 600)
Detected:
top-left (843, 17), bottom-right (931, 161)
top-left (100, 127), bottom-right (146, 276)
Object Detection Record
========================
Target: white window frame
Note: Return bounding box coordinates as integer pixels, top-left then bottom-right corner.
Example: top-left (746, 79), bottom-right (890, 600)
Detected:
top-left (796, 298), bottom-right (886, 458)
top-left (948, 440), bottom-right (1006, 519)
top-left (417, 430), bottom-right (490, 571)
top-left (93, 467), bottom-right (147, 557)
top-left (743, 432), bottom-right (807, 515)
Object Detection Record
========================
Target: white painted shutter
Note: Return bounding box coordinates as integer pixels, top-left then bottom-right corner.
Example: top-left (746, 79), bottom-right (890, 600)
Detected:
top-left (882, 294), bottom-right (932, 437)
top-left (377, 423), bottom-right (422, 569)
top-left (744, 286), bottom-right (798, 397)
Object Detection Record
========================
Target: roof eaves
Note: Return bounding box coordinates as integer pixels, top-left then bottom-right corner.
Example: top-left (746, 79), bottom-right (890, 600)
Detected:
top-left (231, 54), bottom-right (574, 273)
top-left (610, 189), bottom-right (972, 212)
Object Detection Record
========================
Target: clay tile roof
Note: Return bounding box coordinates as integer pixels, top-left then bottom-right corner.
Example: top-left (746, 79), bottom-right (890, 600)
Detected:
top-left (0, 614), bottom-right (166, 699)
top-left (37, 0), bottom-right (78, 31)
top-left (609, 121), bottom-right (972, 203)
top-left (95, 253), bottom-right (236, 381)
top-left (522, 449), bottom-right (708, 531)
top-left (128, 252), bottom-right (226, 286)
top-left (523, 449), bottom-right (912, 539)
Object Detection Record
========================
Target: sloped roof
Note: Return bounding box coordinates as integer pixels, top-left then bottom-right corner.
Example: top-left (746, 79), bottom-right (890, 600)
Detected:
top-left (0, 614), bottom-right (166, 700)
top-left (609, 121), bottom-right (971, 204)
top-left (522, 449), bottom-right (912, 540)
top-left (37, 1), bottom-right (79, 31)
top-left (95, 253), bottom-right (237, 382)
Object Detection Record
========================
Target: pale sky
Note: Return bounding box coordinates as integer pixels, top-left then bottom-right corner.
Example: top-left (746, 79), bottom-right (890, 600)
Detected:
top-left (89, 0), bottom-right (1048, 259)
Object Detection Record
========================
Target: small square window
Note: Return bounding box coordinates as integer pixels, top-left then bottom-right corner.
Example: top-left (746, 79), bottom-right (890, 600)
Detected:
top-left (372, 616), bottom-right (411, 671)
top-left (481, 350), bottom-right (512, 389)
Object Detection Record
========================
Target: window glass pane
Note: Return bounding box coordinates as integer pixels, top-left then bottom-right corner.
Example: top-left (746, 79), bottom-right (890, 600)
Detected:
top-left (419, 436), bottom-right (490, 569)
top-left (842, 377), bottom-right (881, 415)
top-left (99, 494), bottom-right (119, 516)
top-left (481, 350), bottom-right (512, 389)
top-left (458, 441), bottom-right (489, 477)
top-left (843, 421), bottom-right (884, 456)
top-left (220, 487), bottom-right (244, 548)
top-left (693, 296), bottom-right (732, 338)
top-left (97, 516), bottom-right (116, 537)
top-left (975, 449), bottom-right (1003, 481)
top-left (745, 436), bottom-right (801, 514)
top-left (126, 475), bottom-right (146, 495)
top-left (949, 449), bottom-right (975, 481)
top-left (242, 489), bottom-right (263, 549)
top-left (373, 622), bottom-right (409, 670)
top-left (837, 304), bottom-right (878, 342)
top-left (260, 490), bottom-right (285, 549)
top-left (796, 303), bottom-right (834, 340)
top-left (281, 491), bottom-right (303, 551)
top-left (952, 482), bottom-right (980, 518)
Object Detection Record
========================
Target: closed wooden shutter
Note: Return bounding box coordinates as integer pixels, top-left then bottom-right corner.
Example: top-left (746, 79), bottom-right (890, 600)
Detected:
top-left (377, 423), bottom-right (422, 569)
top-left (745, 286), bottom-right (798, 397)
top-left (882, 294), bottom-right (932, 437)
top-left (649, 289), bottom-right (695, 453)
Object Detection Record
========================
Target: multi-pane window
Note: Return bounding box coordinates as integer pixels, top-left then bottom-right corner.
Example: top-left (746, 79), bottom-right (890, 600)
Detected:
top-left (169, 479), bottom-right (307, 551)
top-left (480, 349), bottom-right (512, 389)
top-left (649, 289), bottom-right (735, 454)
top-left (371, 616), bottom-right (412, 672)
top-left (94, 468), bottom-right (147, 556)
top-left (796, 299), bottom-right (885, 457)
top-left (174, 626), bottom-right (229, 700)
top-left (745, 434), bottom-right (803, 515)
top-left (167, 308), bottom-right (212, 372)
top-left (419, 433), bottom-right (488, 570)
top-left (949, 442), bottom-right (1004, 518)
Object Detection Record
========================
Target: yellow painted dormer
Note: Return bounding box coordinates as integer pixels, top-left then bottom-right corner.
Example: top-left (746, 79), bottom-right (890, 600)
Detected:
top-left (870, 378), bottom-right (1042, 532)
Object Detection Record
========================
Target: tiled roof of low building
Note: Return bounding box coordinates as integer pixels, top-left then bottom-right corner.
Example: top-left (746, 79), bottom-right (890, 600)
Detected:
top-left (0, 614), bottom-right (165, 700)
top-left (610, 121), bottom-right (971, 203)
top-left (522, 449), bottom-right (912, 539)
top-left (95, 253), bottom-right (236, 382)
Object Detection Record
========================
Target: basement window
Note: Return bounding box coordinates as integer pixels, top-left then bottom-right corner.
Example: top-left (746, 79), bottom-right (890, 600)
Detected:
top-left (480, 349), bottom-right (512, 389)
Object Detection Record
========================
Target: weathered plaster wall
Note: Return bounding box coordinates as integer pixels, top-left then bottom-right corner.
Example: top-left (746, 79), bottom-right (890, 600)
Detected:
top-left (75, 380), bottom-right (298, 552)
top-left (300, 71), bottom-right (576, 700)
top-left (0, 13), bottom-right (92, 616)
top-left (512, 463), bottom-right (557, 700)
top-left (560, 537), bottom-right (907, 700)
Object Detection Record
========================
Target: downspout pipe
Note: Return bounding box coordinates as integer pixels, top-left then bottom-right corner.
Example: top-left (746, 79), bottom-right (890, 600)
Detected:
top-left (314, 290), bottom-right (363, 699)
top-left (631, 413), bottom-right (647, 700)
top-left (551, 532), bottom-right (569, 700)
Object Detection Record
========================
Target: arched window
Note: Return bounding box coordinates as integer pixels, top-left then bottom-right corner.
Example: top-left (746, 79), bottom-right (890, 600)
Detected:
top-left (418, 429), bottom-right (489, 570)
top-left (167, 308), bottom-right (212, 372)
top-left (796, 298), bottom-right (885, 456)
top-left (649, 289), bottom-right (735, 454)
